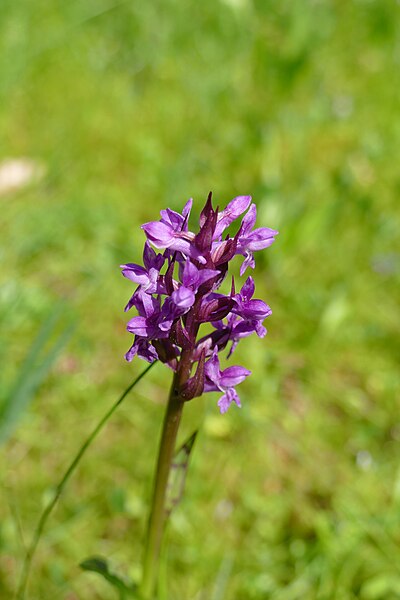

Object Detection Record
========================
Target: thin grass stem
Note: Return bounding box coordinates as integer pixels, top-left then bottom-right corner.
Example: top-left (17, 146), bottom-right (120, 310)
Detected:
top-left (15, 362), bottom-right (156, 600)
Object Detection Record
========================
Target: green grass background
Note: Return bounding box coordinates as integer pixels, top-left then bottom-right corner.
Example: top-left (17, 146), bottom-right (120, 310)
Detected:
top-left (1, 0), bottom-right (399, 598)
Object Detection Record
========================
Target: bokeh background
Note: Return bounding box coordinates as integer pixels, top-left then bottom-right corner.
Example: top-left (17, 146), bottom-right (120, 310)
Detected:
top-left (1, 1), bottom-right (399, 598)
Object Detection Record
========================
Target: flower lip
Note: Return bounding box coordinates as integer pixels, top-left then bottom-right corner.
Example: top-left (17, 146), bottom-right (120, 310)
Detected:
top-left (217, 388), bottom-right (241, 414)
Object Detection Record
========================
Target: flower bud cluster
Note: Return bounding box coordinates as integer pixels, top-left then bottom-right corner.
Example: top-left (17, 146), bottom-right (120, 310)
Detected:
top-left (121, 193), bottom-right (278, 413)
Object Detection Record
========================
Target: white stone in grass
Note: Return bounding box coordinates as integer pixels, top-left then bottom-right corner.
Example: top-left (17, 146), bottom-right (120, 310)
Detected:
top-left (0, 158), bottom-right (45, 196)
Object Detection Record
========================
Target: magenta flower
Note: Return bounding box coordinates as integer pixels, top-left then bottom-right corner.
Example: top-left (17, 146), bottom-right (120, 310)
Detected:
top-left (121, 242), bottom-right (165, 296)
top-left (121, 192), bottom-right (278, 412)
top-left (236, 204), bottom-right (279, 275)
top-left (204, 348), bottom-right (251, 413)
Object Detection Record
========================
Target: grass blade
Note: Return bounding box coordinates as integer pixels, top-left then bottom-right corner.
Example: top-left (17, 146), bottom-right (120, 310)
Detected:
top-left (15, 361), bottom-right (156, 600)
top-left (0, 306), bottom-right (74, 444)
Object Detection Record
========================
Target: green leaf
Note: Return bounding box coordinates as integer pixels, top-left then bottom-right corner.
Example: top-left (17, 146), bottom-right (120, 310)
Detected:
top-left (0, 306), bottom-right (74, 444)
top-left (80, 556), bottom-right (139, 599)
top-left (211, 555), bottom-right (234, 600)
top-left (166, 430), bottom-right (198, 515)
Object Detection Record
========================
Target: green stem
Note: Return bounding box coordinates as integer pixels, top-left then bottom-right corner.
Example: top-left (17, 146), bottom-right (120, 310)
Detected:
top-left (15, 362), bottom-right (155, 600)
top-left (140, 354), bottom-right (191, 599)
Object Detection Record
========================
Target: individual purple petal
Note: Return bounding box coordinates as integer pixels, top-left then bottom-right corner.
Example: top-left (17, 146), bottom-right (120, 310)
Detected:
top-left (160, 200), bottom-right (193, 232)
top-left (160, 208), bottom-right (185, 231)
top-left (181, 260), bottom-right (199, 288)
top-left (139, 342), bottom-right (158, 363)
top-left (142, 221), bottom-right (206, 263)
top-left (240, 276), bottom-right (255, 301)
top-left (231, 319), bottom-right (258, 337)
top-left (124, 288), bottom-right (143, 313)
top-left (182, 198), bottom-right (193, 223)
top-left (142, 221), bottom-right (175, 247)
top-left (227, 339), bottom-right (239, 358)
top-left (240, 203), bottom-right (257, 235)
top-left (217, 388), bottom-right (241, 414)
top-left (143, 242), bottom-right (157, 270)
top-left (145, 267), bottom-right (160, 293)
top-left (240, 252), bottom-right (255, 276)
top-left (235, 202), bottom-right (278, 274)
top-left (214, 196), bottom-right (252, 239)
top-left (126, 337), bottom-right (159, 363)
top-left (125, 289), bottom-right (147, 316)
top-left (181, 260), bottom-right (217, 292)
top-left (127, 316), bottom-right (149, 337)
top-left (140, 291), bottom-right (160, 318)
top-left (171, 286), bottom-right (195, 309)
top-left (143, 241), bottom-right (165, 271)
top-left (125, 341), bottom-right (139, 362)
top-left (162, 233), bottom-right (207, 264)
top-left (120, 263), bottom-right (149, 285)
top-left (197, 269), bottom-right (218, 287)
top-left (175, 238), bottom-right (207, 262)
top-left (219, 365), bottom-right (251, 388)
top-left (243, 227), bottom-right (278, 252)
top-left (158, 319), bottom-right (174, 332)
top-left (204, 348), bottom-right (221, 384)
top-left (217, 392), bottom-right (230, 414)
top-left (122, 243), bottom-right (165, 294)
top-left (234, 298), bottom-right (272, 320)
top-left (203, 379), bottom-right (219, 393)
top-left (160, 295), bottom-right (192, 331)
top-left (254, 321), bottom-right (267, 337)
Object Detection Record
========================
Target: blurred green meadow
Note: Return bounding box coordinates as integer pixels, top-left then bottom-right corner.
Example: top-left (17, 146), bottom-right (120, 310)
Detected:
top-left (1, 0), bottom-right (399, 598)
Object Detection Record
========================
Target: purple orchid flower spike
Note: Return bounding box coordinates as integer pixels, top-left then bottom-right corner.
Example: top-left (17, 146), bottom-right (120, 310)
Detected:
top-left (121, 191), bottom-right (278, 412)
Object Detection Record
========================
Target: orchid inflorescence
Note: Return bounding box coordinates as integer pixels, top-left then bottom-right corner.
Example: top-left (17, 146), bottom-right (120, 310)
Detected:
top-left (121, 193), bottom-right (278, 413)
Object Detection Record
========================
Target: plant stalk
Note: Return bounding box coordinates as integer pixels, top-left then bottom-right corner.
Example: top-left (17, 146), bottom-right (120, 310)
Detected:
top-left (140, 353), bottom-right (191, 599)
